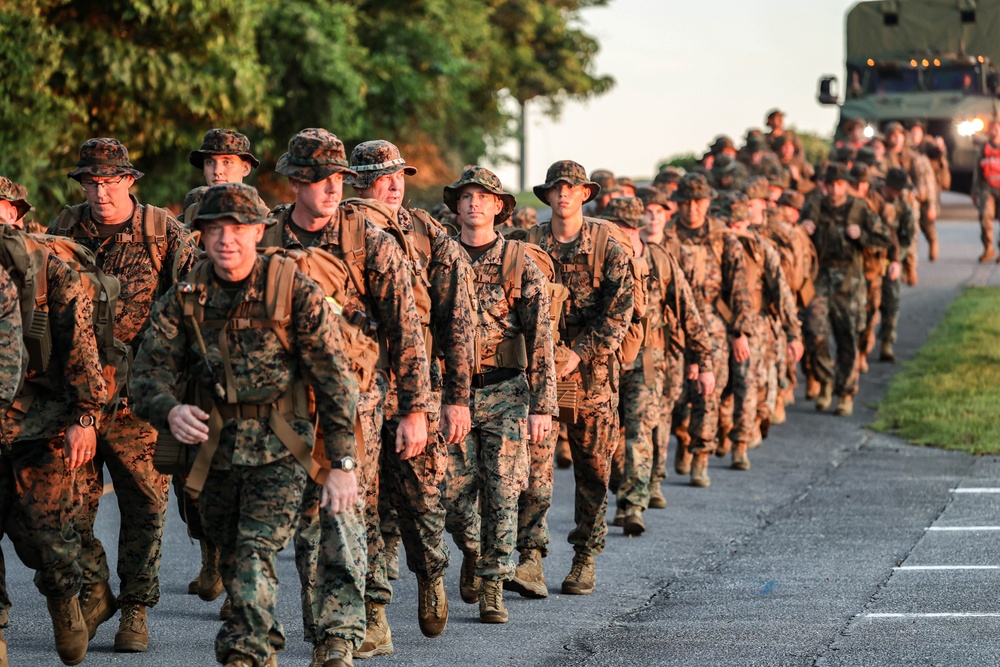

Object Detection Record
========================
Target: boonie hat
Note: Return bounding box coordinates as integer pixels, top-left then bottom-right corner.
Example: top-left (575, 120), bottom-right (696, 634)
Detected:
top-left (443, 166), bottom-right (517, 224)
top-left (192, 183), bottom-right (272, 227)
top-left (68, 138), bottom-right (144, 181)
top-left (347, 140), bottom-right (417, 190)
top-left (885, 167), bottom-right (913, 191)
top-left (0, 176), bottom-right (31, 221)
top-left (189, 129), bottom-right (260, 169)
top-left (671, 173), bottom-right (718, 202)
top-left (276, 129), bottom-right (358, 184)
top-left (777, 190), bottom-right (805, 210)
top-left (599, 196), bottom-right (644, 229)
top-left (533, 160), bottom-right (600, 203)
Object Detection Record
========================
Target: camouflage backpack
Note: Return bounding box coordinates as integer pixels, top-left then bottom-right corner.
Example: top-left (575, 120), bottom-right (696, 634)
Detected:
top-left (50, 202), bottom-right (171, 275)
top-left (498, 228), bottom-right (571, 347)
top-left (591, 218), bottom-right (649, 365)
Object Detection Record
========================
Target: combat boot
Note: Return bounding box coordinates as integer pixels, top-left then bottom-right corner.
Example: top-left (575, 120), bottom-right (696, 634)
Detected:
top-left (805, 376), bottom-right (821, 400)
top-left (561, 553), bottom-right (596, 595)
top-left (879, 340), bottom-right (895, 362)
top-left (417, 576), bottom-right (448, 638)
top-left (689, 452), bottom-right (711, 488)
top-left (459, 550), bottom-right (481, 604)
top-left (929, 236), bottom-right (939, 262)
top-left (187, 575), bottom-right (198, 595)
top-left (506, 548), bottom-right (547, 598)
top-left (198, 539), bottom-right (224, 601)
top-left (0, 627), bottom-right (6, 667)
top-left (219, 595), bottom-right (232, 620)
top-left (355, 601), bottom-right (393, 658)
top-left (903, 261), bottom-right (918, 286)
top-left (834, 394), bottom-right (854, 417)
top-left (555, 437), bottom-right (572, 469)
top-left (114, 602), bottom-right (148, 652)
top-left (46, 595), bottom-right (87, 665)
top-left (384, 533), bottom-right (401, 581)
top-left (857, 352), bottom-right (868, 374)
top-left (610, 504), bottom-right (625, 527)
top-left (223, 653), bottom-right (255, 667)
top-left (985, 247), bottom-right (999, 263)
top-left (715, 436), bottom-right (731, 458)
top-left (479, 579), bottom-right (508, 624)
top-left (313, 636), bottom-right (353, 667)
top-left (771, 399), bottom-right (787, 425)
top-left (79, 579), bottom-right (116, 640)
top-left (815, 382), bottom-right (833, 412)
top-left (622, 505), bottom-right (645, 536)
top-left (731, 442), bottom-right (750, 471)
top-left (648, 483), bottom-right (667, 509)
top-left (674, 434), bottom-right (692, 475)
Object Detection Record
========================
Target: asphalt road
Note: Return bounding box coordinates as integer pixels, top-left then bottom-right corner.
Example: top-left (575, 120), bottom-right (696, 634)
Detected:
top-left (6, 194), bottom-right (998, 666)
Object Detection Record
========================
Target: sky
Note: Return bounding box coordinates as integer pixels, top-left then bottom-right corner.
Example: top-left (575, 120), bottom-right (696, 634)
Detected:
top-left (485, 0), bottom-right (859, 190)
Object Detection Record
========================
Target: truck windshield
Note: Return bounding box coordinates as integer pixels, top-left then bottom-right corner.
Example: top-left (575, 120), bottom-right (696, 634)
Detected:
top-left (925, 66), bottom-right (979, 93)
top-left (867, 67), bottom-right (920, 94)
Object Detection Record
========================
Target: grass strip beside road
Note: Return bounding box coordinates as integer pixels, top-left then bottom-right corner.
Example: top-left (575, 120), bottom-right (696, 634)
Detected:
top-left (872, 286), bottom-right (1000, 454)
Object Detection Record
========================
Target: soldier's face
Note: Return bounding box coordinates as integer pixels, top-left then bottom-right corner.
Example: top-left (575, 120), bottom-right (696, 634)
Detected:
top-left (641, 204), bottom-right (668, 237)
top-left (291, 173), bottom-right (344, 220)
top-left (619, 184), bottom-right (636, 198)
top-left (909, 127), bottom-right (924, 146)
top-left (203, 155), bottom-right (251, 186)
top-left (0, 200), bottom-right (19, 227)
top-left (678, 198), bottom-right (710, 228)
top-left (827, 179), bottom-right (850, 203)
top-left (887, 130), bottom-right (905, 150)
top-left (546, 182), bottom-right (588, 219)
top-left (782, 205), bottom-right (800, 223)
top-left (80, 174), bottom-right (135, 224)
top-left (456, 185), bottom-right (502, 230)
top-left (358, 170), bottom-right (406, 214)
top-left (780, 142), bottom-right (795, 161)
top-left (201, 218), bottom-right (265, 280)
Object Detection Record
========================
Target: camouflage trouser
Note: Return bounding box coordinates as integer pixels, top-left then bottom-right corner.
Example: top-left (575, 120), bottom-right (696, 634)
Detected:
top-left (78, 409), bottom-right (169, 606)
top-left (678, 315), bottom-right (729, 454)
top-left (441, 374), bottom-right (529, 580)
top-left (200, 457), bottom-right (307, 665)
top-left (651, 348), bottom-right (686, 486)
top-left (1, 437), bottom-right (85, 600)
top-left (878, 269), bottom-right (903, 346)
top-left (172, 475), bottom-right (207, 541)
top-left (516, 419), bottom-right (557, 556)
top-left (860, 266), bottom-right (885, 358)
top-left (978, 187), bottom-right (1000, 250)
top-left (720, 314), bottom-right (766, 446)
top-left (315, 497), bottom-right (367, 649)
top-left (806, 269), bottom-right (866, 397)
top-left (614, 355), bottom-right (665, 510)
top-left (296, 409), bottom-right (378, 644)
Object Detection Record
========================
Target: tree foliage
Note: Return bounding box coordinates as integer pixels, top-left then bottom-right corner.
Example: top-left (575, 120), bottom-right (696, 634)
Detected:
top-left (0, 0), bottom-right (612, 218)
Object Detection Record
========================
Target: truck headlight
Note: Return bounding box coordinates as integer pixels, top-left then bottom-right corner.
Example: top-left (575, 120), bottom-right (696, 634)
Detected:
top-left (958, 118), bottom-right (986, 136)
top-left (863, 124), bottom-right (875, 139)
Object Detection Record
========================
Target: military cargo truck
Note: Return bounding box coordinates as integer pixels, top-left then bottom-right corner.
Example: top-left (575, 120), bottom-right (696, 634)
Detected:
top-left (818, 0), bottom-right (1000, 191)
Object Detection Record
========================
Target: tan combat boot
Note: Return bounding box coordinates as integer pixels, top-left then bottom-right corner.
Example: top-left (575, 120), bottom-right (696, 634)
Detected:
top-left (771, 398), bottom-right (787, 425)
top-left (561, 553), bottom-right (596, 595)
top-left (555, 437), bottom-right (572, 469)
top-left (506, 548), bottom-right (547, 598)
top-left (355, 601), bottom-right (393, 658)
top-left (479, 579), bottom-right (508, 624)
top-left (648, 483), bottom-right (667, 509)
top-left (416, 576), bottom-right (448, 638)
top-left (689, 452), bottom-right (711, 488)
top-left (879, 340), bottom-right (895, 362)
top-left (929, 236), bottom-right (939, 262)
top-left (835, 394), bottom-right (854, 416)
top-left (384, 533), bottom-right (401, 581)
top-left (79, 579), bottom-right (117, 640)
top-left (46, 595), bottom-right (88, 665)
top-left (610, 505), bottom-right (625, 527)
top-left (815, 382), bottom-right (833, 412)
top-left (459, 550), bottom-right (481, 604)
top-left (715, 436), bottom-right (731, 458)
top-left (198, 539), bottom-right (224, 601)
top-left (623, 505), bottom-right (645, 537)
top-left (805, 375), bottom-right (821, 400)
top-left (731, 442), bottom-right (750, 471)
top-left (674, 432), bottom-right (692, 475)
top-left (224, 652), bottom-right (257, 667)
top-left (219, 595), bottom-right (232, 620)
top-left (981, 247), bottom-right (998, 263)
top-left (312, 636), bottom-right (353, 667)
top-left (857, 352), bottom-right (869, 374)
top-left (114, 602), bottom-right (148, 652)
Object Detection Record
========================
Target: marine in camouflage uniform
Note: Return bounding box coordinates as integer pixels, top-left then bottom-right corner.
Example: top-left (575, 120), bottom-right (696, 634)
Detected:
top-left (883, 121), bottom-right (938, 280)
top-left (0, 262), bottom-right (19, 665)
top-left (1, 180), bottom-right (107, 665)
top-left (581, 169), bottom-right (620, 218)
top-left (971, 120), bottom-right (1000, 262)
top-left (260, 129), bottom-right (431, 662)
top-left (670, 174), bottom-right (754, 487)
top-left (607, 197), bottom-right (710, 532)
top-left (131, 183), bottom-right (361, 667)
top-left (346, 139), bottom-right (474, 648)
top-left (801, 163), bottom-right (893, 416)
top-left (511, 206), bottom-right (538, 230)
top-left (877, 168), bottom-right (918, 362)
top-left (48, 137), bottom-right (197, 651)
top-left (439, 167), bottom-right (556, 623)
top-left (517, 160), bottom-right (633, 596)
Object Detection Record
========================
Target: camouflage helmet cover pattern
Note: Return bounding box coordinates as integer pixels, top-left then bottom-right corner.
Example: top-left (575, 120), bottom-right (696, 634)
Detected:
top-left (67, 137), bottom-right (144, 181)
top-left (192, 183), bottom-right (272, 227)
top-left (533, 160), bottom-right (600, 204)
top-left (189, 128), bottom-right (260, 169)
top-left (599, 196), bottom-right (645, 229)
top-left (276, 128), bottom-right (359, 184)
top-left (346, 140), bottom-right (417, 190)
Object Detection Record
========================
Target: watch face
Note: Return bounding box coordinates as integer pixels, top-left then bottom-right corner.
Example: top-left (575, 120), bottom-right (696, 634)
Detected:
top-left (341, 456), bottom-right (356, 471)
top-left (78, 415), bottom-right (95, 428)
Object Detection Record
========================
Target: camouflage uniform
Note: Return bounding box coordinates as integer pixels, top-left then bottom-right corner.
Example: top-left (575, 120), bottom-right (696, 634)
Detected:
top-left (262, 130), bottom-right (431, 653)
top-left (346, 140), bottom-right (474, 628)
top-left (853, 165), bottom-right (897, 364)
top-left (802, 164), bottom-right (893, 404)
top-left (131, 183), bottom-right (360, 666)
top-left (183, 128), bottom-right (263, 226)
top-left (0, 263), bottom-right (18, 635)
top-left (883, 122), bottom-right (938, 270)
top-left (511, 206), bottom-right (538, 230)
top-left (439, 168), bottom-right (556, 587)
top-left (526, 162), bottom-right (633, 564)
top-left (971, 133), bottom-right (1000, 260)
top-left (878, 169), bottom-right (918, 357)
top-left (48, 138), bottom-right (196, 621)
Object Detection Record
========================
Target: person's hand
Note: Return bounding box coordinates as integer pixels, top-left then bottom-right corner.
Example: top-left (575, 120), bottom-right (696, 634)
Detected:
top-left (168, 404), bottom-right (210, 444)
top-left (558, 349), bottom-right (582, 380)
top-left (887, 261), bottom-right (902, 281)
top-left (697, 371), bottom-right (716, 397)
top-left (440, 404), bottom-right (471, 445)
top-left (64, 423), bottom-right (97, 470)
top-left (528, 414), bottom-right (553, 444)
top-left (801, 219), bottom-right (816, 235)
top-left (846, 223), bottom-right (861, 239)
top-left (731, 334), bottom-right (751, 363)
top-left (926, 207), bottom-right (938, 223)
top-left (686, 364), bottom-right (699, 381)
top-left (788, 339), bottom-right (805, 364)
top-left (320, 469), bottom-right (358, 515)
top-left (396, 412), bottom-right (428, 460)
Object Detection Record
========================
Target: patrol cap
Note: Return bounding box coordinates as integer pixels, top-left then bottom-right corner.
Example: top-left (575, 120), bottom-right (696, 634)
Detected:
top-left (823, 162), bottom-right (852, 183)
top-left (347, 140), bottom-right (417, 190)
top-left (850, 163), bottom-right (870, 184)
top-left (883, 121), bottom-right (905, 135)
top-left (712, 153), bottom-right (740, 175)
top-left (511, 206), bottom-right (537, 229)
top-left (589, 169), bottom-right (619, 194)
top-left (183, 185), bottom-right (209, 211)
top-left (745, 134), bottom-right (768, 153)
top-left (671, 173), bottom-right (718, 202)
top-left (636, 186), bottom-right (671, 211)
top-left (276, 128), bottom-right (358, 184)
top-left (0, 176), bottom-right (31, 221)
top-left (189, 128), bottom-right (260, 169)
top-left (716, 191), bottom-right (751, 223)
top-left (831, 145), bottom-right (857, 163)
top-left (192, 183), bottom-right (272, 227)
top-left (855, 146), bottom-right (879, 167)
top-left (68, 137), bottom-right (144, 181)
top-left (617, 176), bottom-right (636, 191)
top-left (766, 108), bottom-right (784, 122)
top-left (743, 175), bottom-right (770, 200)
top-left (885, 167), bottom-right (913, 191)
top-left (442, 166), bottom-right (516, 224)
top-left (777, 190), bottom-right (805, 210)
top-left (599, 196), bottom-right (644, 229)
top-left (653, 166), bottom-right (685, 187)
top-left (533, 160), bottom-right (600, 203)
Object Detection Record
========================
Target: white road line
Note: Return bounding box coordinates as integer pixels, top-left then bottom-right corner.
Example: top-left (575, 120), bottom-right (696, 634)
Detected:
top-left (894, 565), bottom-right (1000, 570)
top-left (926, 526), bottom-right (1000, 531)
top-left (951, 488), bottom-right (1000, 493)
top-left (865, 613), bottom-right (1000, 618)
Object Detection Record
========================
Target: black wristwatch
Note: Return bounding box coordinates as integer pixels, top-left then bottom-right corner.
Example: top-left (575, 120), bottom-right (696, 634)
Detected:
top-left (77, 414), bottom-right (97, 428)
top-left (331, 456), bottom-right (357, 471)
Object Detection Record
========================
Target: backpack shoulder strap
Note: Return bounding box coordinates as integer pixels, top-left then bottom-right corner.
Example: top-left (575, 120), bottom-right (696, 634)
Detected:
top-left (339, 205), bottom-right (368, 298)
top-left (51, 204), bottom-right (87, 237)
top-left (499, 239), bottom-right (527, 303)
top-left (264, 255), bottom-right (297, 353)
top-left (589, 220), bottom-right (610, 288)
top-left (141, 205), bottom-right (169, 275)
